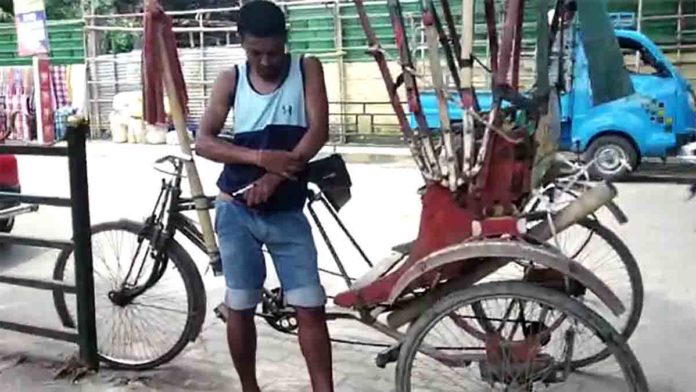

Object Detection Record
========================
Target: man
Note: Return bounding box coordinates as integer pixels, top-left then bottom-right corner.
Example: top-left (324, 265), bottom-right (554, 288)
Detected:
top-left (547, 0), bottom-right (577, 91)
top-left (195, 2), bottom-right (333, 391)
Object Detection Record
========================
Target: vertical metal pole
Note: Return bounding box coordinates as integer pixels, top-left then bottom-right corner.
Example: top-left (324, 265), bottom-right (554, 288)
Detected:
top-left (636, 0), bottom-right (644, 69)
top-left (460, 0), bottom-right (475, 91)
top-left (112, 52), bottom-right (119, 95)
top-left (334, 1), bottom-right (347, 144)
top-left (66, 117), bottom-right (99, 370)
top-left (199, 12), bottom-right (207, 123)
top-left (677, 0), bottom-right (683, 65)
top-left (86, 1), bottom-right (101, 138)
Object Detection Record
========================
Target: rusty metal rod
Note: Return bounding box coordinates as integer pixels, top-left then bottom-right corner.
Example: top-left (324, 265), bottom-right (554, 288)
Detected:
top-left (511, 0), bottom-right (526, 90)
top-left (497, 0), bottom-right (522, 87)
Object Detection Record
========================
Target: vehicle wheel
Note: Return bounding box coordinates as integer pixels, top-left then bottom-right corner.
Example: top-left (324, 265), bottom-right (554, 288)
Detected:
top-left (585, 135), bottom-right (639, 180)
top-left (52, 220), bottom-right (207, 370)
top-left (395, 281), bottom-right (648, 392)
top-left (485, 215), bottom-right (644, 369)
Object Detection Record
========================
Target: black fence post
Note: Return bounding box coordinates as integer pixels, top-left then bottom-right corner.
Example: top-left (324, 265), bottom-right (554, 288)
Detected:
top-left (66, 116), bottom-right (99, 370)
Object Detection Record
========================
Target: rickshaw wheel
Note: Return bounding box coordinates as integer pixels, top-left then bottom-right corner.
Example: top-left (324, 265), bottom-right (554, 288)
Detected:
top-left (395, 281), bottom-right (648, 392)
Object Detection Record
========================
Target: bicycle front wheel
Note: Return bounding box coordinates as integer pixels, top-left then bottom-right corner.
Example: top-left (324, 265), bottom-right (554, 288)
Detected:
top-left (52, 220), bottom-right (207, 370)
top-left (396, 281), bottom-right (648, 392)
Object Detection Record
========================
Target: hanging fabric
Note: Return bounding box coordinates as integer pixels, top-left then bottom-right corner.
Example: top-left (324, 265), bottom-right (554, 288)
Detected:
top-left (66, 64), bottom-right (88, 112)
top-left (577, 0), bottom-right (634, 105)
top-left (142, 3), bottom-right (189, 125)
top-left (0, 66), bottom-right (38, 141)
top-left (51, 65), bottom-right (69, 109)
top-left (7, 68), bottom-right (27, 140)
top-left (0, 68), bottom-right (7, 139)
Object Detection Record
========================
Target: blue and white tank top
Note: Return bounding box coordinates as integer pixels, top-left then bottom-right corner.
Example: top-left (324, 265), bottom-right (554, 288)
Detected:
top-left (217, 54), bottom-right (309, 211)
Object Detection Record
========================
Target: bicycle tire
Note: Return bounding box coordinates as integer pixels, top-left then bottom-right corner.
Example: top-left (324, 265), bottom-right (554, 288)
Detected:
top-left (52, 220), bottom-right (207, 370)
top-left (529, 216), bottom-right (644, 368)
top-left (395, 281), bottom-right (649, 392)
top-left (479, 215), bottom-right (644, 369)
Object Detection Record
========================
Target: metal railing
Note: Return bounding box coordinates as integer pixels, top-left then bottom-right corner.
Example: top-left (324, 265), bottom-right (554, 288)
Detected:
top-left (0, 117), bottom-right (98, 369)
top-left (329, 101), bottom-right (404, 144)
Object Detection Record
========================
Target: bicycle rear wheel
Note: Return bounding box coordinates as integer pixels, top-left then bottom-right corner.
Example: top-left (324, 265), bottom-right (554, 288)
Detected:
top-left (52, 220), bottom-right (206, 370)
top-left (396, 281), bottom-right (648, 392)
top-left (484, 217), bottom-right (643, 369)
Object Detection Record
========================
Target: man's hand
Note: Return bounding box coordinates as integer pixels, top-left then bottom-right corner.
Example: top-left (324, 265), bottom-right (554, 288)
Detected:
top-left (258, 150), bottom-right (304, 179)
top-left (245, 173), bottom-right (285, 207)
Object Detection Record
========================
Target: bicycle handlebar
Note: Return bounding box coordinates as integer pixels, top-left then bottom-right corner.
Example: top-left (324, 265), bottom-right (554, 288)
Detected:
top-left (154, 152), bottom-right (193, 165)
top-left (152, 152), bottom-right (193, 177)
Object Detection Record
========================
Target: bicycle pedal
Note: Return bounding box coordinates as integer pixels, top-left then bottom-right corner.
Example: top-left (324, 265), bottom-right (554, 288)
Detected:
top-left (214, 303), bottom-right (229, 323)
top-left (209, 258), bottom-right (223, 277)
top-left (375, 343), bottom-right (401, 368)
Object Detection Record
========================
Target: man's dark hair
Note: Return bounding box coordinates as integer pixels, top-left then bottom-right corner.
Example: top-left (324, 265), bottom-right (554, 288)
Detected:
top-left (564, 1), bottom-right (577, 12)
top-left (238, 1), bottom-right (287, 39)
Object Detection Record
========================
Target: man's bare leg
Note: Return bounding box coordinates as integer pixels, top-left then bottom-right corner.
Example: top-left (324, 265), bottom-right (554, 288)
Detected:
top-left (296, 307), bottom-right (334, 392)
top-left (227, 309), bottom-right (261, 392)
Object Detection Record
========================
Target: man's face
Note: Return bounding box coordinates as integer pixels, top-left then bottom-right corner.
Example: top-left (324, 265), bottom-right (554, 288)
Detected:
top-left (561, 10), bottom-right (575, 29)
top-left (242, 35), bottom-right (287, 81)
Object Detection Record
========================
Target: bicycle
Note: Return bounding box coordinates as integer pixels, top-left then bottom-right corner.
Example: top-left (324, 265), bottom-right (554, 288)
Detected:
top-left (524, 154), bottom-right (629, 223)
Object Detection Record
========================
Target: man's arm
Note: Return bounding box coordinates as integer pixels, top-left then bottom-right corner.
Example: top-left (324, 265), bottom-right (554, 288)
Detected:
top-left (293, 56), bottom-right (329, 164)
top-left (196, 69), bottom-right (302, 177)
top-left (195, 69), bottom-right (257, 165)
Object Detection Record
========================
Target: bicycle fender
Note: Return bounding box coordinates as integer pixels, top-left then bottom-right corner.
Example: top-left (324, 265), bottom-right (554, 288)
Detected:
top-left (387, 239), bottom-right (625, 316)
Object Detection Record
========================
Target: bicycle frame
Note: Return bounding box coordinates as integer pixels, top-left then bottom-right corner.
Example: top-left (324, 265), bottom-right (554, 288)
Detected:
top-left (133, 156), bottom-right (373, 307)
top-left (144, 157), bottom-right (434, 346)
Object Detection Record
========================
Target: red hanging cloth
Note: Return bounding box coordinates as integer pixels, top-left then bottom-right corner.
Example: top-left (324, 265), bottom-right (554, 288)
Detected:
top-left (141, 1), bottom-right (189, 126)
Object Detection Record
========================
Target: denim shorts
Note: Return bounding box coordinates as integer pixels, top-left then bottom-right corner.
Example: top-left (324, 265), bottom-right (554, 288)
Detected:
top-left (214, 199), bottom-right (326, 310)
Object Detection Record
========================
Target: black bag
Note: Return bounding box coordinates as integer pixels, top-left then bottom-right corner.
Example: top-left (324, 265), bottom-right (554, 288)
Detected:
top-left (306, 154), bottom-right (352, 211)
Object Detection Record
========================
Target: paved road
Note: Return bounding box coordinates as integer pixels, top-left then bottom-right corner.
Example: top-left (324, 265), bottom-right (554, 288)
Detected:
top-left (0, 142), bottom-right (694, 391)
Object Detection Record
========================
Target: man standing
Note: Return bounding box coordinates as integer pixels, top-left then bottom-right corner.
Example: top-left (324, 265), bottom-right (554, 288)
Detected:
top-left (195, 2), bottom-right (333, 391)
top-left (548, 0), bottom-right (577, 91)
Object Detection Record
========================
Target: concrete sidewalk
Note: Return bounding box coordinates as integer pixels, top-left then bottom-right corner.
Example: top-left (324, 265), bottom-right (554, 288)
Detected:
top-left (0, 316), bottom-right (397, 392)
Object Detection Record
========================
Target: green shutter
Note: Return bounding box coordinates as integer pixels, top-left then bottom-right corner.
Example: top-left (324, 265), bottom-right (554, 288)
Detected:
top-left (0, 20), bottom-right (85, 67)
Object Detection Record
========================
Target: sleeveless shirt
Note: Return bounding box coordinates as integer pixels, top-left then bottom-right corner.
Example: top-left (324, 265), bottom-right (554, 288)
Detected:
top-left (217, 54), bottom-right (309, 211)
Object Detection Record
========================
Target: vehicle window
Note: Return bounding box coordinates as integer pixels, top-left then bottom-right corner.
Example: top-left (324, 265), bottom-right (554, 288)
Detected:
top-left (622, 48), bottom-right (659, 75)
top-left (618, 38), bottom-right (665, 77)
